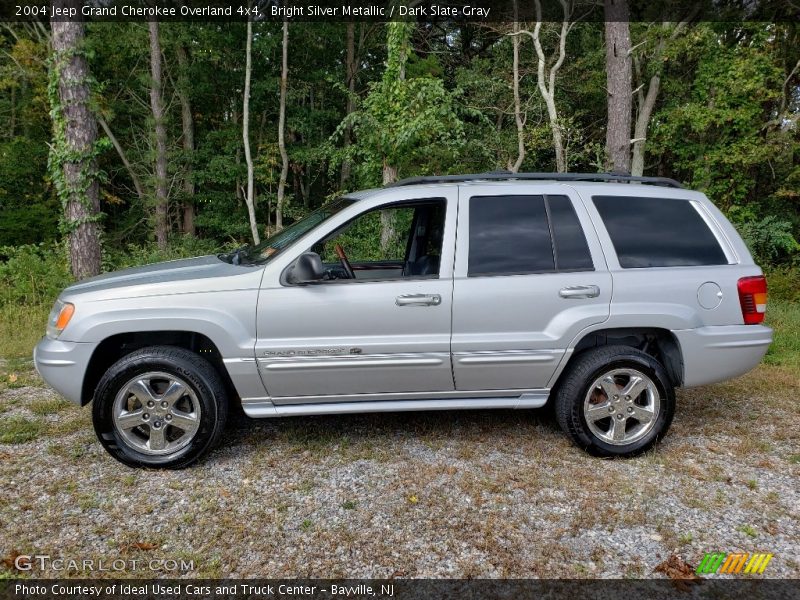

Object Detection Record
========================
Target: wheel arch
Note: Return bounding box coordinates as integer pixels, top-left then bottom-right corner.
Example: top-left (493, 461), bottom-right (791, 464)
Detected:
top-left (550, 326), bottom-right (684, 392)
top-left (81, 331), bottom-right (237, 407)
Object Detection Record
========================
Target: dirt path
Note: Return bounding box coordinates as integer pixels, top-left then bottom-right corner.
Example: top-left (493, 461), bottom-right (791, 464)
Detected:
top-left (1, 362), bottom-right (798, 579)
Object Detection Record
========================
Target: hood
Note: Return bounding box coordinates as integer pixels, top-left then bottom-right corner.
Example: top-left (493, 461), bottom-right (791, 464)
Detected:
top-left (62, 255), bottom-right (263, 299)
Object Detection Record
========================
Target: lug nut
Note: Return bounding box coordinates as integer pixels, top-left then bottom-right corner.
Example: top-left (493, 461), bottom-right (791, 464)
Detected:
top-left (627, 407), bottom-right (634, 413)
top-left (608, 406), bottom-right (614, 413)
top-left (613, 395), bottom-right (619, 400)
top-left (161, 401), bottom-right (168, 408)
top-left (617, 414), bottom-right (624, 419)
top-left (165, 414), bottom-right (172, 421)
top-left (147, 401), bottom-right (154, 408)
top-left (142, 413), bottom-right (149, 420)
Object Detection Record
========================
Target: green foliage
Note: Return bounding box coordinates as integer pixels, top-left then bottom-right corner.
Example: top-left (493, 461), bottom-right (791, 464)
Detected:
top-left (735, 214), bottom-right (799, 266)
top-left (337, 22), bottom-right (465, 186)
top-left (0, 138), bottom-right (59, 245)
top-left (0, 243), bottom-right (72, 306)
top-left (102, 236), bottom-right (225, 271)
top-left (320, 208), bottom-right (413, 263)
top-left (765, 267), bottom-right (800, 303)
top-left (0, 21), bottom-right (797, 272)
top-left (763, 299), bottom-right (800, 369)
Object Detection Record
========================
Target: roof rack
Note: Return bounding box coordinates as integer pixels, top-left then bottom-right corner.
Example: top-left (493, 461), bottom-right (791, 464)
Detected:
top-left (386, 171), bottom-right (683, 189)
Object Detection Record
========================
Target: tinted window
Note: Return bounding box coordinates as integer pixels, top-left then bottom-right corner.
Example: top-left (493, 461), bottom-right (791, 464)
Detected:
top-left (548, 195), bottom-right (594, 271)
top-left (469, 195), bottom-right (554, 276)
top-left (592, 196), bottom-right (728, 268)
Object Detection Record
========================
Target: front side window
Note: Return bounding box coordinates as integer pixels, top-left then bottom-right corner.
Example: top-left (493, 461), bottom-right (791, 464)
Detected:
top-left (230, 197), bottom-right (355, 264)
top-left (311, 199), bottom-right (446, 280)
top-left (592, 196), bottom-right (729, 268)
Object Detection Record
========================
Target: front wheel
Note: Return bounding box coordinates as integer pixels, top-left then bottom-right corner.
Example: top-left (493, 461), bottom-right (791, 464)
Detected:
top-left (92, 346), bottom-right (228, 469)
top-left (554, 345), bottom-right (675, 457)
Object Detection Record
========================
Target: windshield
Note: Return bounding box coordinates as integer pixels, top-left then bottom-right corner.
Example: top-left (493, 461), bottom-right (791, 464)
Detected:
top-left (227, 197), bottom-right (355, 265)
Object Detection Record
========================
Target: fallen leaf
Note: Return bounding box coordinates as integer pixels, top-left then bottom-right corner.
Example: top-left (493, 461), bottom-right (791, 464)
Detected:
top-left (408, 494), bottom-right (418, 504)
top-left (123, 542), bottom-right (157, 552)
top-left (1, 550), bottom-right (24, 571)
top-left (654, 554), bottom-right (703, 592)
top-left (8, 374), bottom-right (17, 383)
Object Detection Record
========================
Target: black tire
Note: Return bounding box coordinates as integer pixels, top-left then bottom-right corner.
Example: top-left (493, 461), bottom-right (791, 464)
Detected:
top-left (554, 345), bottom-right (675, 457)
top-left (92, 346), bottom-right (228, 469)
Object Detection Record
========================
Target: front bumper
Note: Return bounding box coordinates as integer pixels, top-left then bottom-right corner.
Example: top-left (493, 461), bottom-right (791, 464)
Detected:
top-left (674, 324), bottom-right (773, 387)
top-left (33, 337), bottom-right (98, 405)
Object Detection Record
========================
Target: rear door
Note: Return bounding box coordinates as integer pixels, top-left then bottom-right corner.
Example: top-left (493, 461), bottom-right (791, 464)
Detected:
top-left (451, 184), bottom-right (612, 391)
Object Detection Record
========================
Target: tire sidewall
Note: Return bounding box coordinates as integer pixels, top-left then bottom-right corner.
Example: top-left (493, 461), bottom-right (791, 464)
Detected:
top-left (570, 353), bottom-right (675, 456)
top-left (93, 352), bottom-right (223, 468)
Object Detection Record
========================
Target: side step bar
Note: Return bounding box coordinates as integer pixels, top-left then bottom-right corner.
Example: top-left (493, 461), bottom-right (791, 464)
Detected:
top-left (241, 393), bottom-right (549, 418)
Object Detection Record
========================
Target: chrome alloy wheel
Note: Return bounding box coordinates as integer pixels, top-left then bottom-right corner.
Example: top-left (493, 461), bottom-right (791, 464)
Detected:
top-left (112, 372), bottom-right (201, 456)
top-left (583, 368), bottom-right (660, 446)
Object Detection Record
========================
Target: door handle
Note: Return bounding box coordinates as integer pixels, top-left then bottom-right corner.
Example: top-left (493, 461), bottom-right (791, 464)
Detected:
top-left (396, 294), bottom-right (442, 307)
top-left (559, 285), bottom-right (600, 299)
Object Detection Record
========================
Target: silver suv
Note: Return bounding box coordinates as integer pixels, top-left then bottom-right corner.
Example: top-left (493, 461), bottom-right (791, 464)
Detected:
top-left (34, 173), bottom-right (773, 468)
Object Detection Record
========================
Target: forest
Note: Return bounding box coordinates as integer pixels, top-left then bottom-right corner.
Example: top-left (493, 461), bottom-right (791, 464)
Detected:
top-left (0, 11), bottom-right (799, 320)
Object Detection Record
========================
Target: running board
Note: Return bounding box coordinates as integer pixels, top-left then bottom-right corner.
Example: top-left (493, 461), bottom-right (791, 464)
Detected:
top-left (241, 393), bottom-right (549, 418)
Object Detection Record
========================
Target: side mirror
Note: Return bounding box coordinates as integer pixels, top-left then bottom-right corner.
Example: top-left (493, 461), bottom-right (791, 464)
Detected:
top-left (286, 252), bottom-right (324, 285)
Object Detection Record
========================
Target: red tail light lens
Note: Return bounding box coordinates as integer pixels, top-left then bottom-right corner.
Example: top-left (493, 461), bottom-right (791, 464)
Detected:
top-left (737, 276), bottom-right (767, 324)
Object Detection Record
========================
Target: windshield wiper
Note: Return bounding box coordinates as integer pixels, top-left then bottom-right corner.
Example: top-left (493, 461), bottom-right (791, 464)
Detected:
top-left (220, 245), bottom-right (250, 265)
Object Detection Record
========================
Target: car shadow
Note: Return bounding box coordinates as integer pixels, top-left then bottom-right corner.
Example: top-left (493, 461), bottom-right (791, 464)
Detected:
top-left (220, 402), bottom-right (560, 452)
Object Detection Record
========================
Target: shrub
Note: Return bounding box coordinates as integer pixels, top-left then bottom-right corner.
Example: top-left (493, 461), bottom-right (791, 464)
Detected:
top-left (0, 243), bottom-right (72, 306)
top-left (735, 215), bottom-right (799, 266)
top-left (102, 235), bottom-right (225, 272)
top-left (765, 266), bottom-right (800, 303)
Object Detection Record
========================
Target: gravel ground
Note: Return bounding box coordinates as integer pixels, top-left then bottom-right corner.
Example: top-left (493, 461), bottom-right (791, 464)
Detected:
top-left (0, 359), bottom-right (798, 579)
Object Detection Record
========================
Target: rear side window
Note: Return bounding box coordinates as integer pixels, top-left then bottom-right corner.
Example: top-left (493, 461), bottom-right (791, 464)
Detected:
top-left (592, 196), bottom-right (729, 268)
top-left (468, 195), bottom-right (594, 276)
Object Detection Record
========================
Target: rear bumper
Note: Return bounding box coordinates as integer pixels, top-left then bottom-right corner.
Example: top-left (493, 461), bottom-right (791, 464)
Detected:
top-left (673, 325), bottom-right (773, 387)
top-left (33, 337), bottom-right (97, 405)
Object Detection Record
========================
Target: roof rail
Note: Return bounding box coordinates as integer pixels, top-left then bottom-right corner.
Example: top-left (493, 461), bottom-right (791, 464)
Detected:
top-left (386, 171), bottom-right (683, 189)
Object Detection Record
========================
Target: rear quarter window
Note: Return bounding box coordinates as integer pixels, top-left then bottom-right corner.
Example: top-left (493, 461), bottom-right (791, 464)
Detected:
top-left (592, 195), bottom-right (729, 268)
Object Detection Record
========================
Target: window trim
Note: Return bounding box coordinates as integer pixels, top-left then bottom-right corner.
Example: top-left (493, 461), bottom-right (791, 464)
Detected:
top-left (466, 193), bottom-right (595, 279)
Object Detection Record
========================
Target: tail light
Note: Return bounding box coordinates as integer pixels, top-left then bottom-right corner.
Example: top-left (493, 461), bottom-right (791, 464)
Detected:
top-left (737, 276), bottom-right (767, 325)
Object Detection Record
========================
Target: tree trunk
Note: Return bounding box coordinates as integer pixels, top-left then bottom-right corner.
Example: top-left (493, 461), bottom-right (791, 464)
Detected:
top-left (340, 22), bottom-right (356, 186)
top-left (50, 7), bottom-right (102, 279)
top-left (630, 20), bottom-right (693, 176)
top-left (380, 163), bottom-right (397, 251)
top-left (604, 0), bottom-right (632, 174)
top-left (276, 21), bottom-right (289, 231)
top-left (529, 0), bottom-right (570, 173)
top-left (175, 43), bottom-right (195, 236)
top-left (148, 21), bottom-right (168, 249)
top-left (631, 72), bottom-right (659, 177)
top-left (509, 7), bottom-right (525, 173)
top-left (97, 115), bottom-right (145, 203)
top-left (242, 17), bottom-right (260, 244)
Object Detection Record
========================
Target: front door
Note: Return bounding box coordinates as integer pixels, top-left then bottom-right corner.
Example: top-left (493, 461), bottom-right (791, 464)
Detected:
top-left (255, 193), bottom-right (457, 403)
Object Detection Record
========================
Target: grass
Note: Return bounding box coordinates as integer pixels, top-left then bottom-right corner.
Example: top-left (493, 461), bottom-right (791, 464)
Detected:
top-left (738, 524), bottom-right (758, 538)
top-left (764, 301), bottom-right (800, 369)
top-left (0, 303), bottom-right (50, 359)
top-left (0, 415), bottom-right (42, 444)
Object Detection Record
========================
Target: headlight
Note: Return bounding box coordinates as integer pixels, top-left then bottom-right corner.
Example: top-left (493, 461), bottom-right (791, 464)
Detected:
top-left (46, 300), bottom-right (75, 339)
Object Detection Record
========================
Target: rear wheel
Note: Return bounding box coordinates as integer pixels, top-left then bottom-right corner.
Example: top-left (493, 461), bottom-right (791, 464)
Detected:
top-left (555, 345), bottom-right (675, 457)
top-left (92, 346), bottom-right (228, 468)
